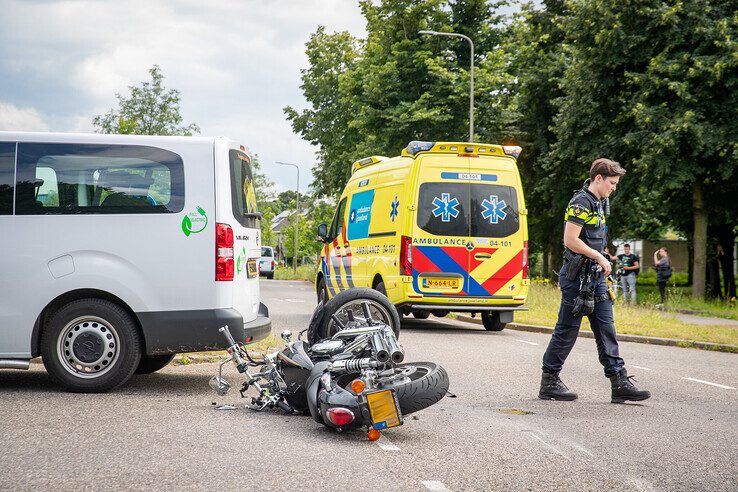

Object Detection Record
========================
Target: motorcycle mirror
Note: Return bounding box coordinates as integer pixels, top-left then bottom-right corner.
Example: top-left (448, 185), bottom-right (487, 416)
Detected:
top-left (209, 376), bottom-right (231, 396)
top-left (281, 330), bottom-right (293, 342)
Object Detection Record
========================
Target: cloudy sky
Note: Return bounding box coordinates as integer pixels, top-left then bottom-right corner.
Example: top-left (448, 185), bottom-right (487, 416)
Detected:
top-left (0, 0), bottom-right (368, 193)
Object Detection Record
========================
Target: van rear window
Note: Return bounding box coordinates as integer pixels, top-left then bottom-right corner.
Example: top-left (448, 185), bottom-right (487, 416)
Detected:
top-left (417, 182), bottom-right (519, 238)
top-left (0, 142), bottom-right (15, 215)
top-left (229, 150), bottom-right (259, 228)
top-left (14, 143), bottom-right (184, 215)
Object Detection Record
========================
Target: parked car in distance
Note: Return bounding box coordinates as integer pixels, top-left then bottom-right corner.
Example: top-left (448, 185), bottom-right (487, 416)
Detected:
top-left (260, 246), bottom-right (276, 279)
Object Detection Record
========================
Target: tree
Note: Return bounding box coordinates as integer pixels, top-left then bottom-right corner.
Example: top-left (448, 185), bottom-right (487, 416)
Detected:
top-left (286, 0), bottom-right (512, 198)
top-left (93, 65), bottom-right (200, 136)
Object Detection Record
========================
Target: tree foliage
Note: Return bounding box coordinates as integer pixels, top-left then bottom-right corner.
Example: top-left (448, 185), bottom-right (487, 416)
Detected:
top-left (93, 65), bottom-right (200, 136)
top-left (287, 0), bottom-right (736, 297)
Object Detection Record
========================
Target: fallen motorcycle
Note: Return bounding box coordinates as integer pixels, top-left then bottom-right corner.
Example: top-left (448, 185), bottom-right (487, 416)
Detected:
top-left (210, 288), bottom-right (450, 440)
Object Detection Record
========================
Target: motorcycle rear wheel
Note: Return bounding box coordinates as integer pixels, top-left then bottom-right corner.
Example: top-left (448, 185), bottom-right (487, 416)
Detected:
top-left (338, 362), bottom-right (449, 416)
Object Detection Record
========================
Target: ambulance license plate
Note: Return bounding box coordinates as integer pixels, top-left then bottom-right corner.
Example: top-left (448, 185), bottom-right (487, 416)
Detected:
top-left (422, 277), bottom-right (459, 289)
top-left (366, 389), bottom-right (402, 430)
top-left (247, 259), bottom-right (258, 278)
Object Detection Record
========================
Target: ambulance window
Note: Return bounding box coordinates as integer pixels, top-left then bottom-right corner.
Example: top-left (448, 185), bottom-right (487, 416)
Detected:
top-left (0, 142), bottom-right (15, 215)
top-left (329, 198), bottom-right (347, 240)
top-left (14, 143), bottom-right (184, 215)
top-left (229, 150), bottom-right (259, 228)
top-left (470, 184), bottom-right (519, 238)
top-left (416, 183), bottom-right (469, 237)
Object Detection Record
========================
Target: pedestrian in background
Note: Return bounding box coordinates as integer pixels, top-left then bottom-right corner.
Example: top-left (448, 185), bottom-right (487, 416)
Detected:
top-left (654, 247), bottom-right (672, 305)
top-left (616, 243), bottom-right (640, 303)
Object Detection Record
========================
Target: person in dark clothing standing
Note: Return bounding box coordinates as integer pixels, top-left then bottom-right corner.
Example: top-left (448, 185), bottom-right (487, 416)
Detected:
top-left (653, 247), bottom-right (671, 304)
top-left (616, 243), bottom-right (640, 303)
top-left (539, 158), bottom-right (651, 404)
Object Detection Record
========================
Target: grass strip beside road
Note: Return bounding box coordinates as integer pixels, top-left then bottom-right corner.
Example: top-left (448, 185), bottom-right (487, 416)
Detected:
top-left (174, 333), bottom-right (284, 366)
top-left (518, 282), bottom-right (738, 347)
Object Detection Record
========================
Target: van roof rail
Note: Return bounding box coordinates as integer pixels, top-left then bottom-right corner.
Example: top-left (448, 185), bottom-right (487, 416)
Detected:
top-left (351, 155), bottom-right (389, 174)
top-left (400, 141), bottom-right (522, 159)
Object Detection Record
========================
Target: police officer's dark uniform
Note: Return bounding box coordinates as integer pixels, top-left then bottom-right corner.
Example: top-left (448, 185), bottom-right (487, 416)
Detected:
top-left (539, 181), bottom-right (651, 403)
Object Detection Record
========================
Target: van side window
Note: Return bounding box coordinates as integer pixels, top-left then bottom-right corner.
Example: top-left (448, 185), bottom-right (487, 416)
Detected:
top-left (329, 198), bottom-right (347, 240)
top-left (0, 142), bottom-right (15, 215)
top-left (229, 150), bottom-right (259, 228)
top-left (14, 143), bottom-right (184, 215)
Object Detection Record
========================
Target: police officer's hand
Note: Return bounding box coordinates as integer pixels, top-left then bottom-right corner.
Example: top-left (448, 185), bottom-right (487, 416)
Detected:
top-left (596, 254), bottom-right (612, 275)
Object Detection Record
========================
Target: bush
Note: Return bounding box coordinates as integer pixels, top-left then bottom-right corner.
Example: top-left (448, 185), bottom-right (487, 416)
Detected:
top-left (636, 269), bottom-right (689, 286)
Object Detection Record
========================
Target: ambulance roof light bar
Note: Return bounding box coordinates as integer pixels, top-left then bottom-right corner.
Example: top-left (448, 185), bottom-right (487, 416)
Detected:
top-left (405, 141), bottom-right (436, 156)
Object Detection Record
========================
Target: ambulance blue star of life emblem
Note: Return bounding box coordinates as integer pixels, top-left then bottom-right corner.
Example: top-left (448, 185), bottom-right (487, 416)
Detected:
top-left (432, 193), bottom-right (460, 222)
top-left (481, 195), bottom-right (507, 224)
top-left (390, 196), bottom-right (399, 222)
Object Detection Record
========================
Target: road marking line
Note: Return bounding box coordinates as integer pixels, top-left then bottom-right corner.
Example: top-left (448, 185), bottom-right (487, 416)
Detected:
top-left (682, 377), bottom-right (735, 390)
top-left (630, 365), bottom-right (652, 371)
top-left (515, 339), bottom-right (539, 346)
top-left (421, 480), bottom-right (450, 491)
top-left (569, 442), bottom-right (594, 458)
top-left (524, 431), bottom-right (569, 459)
top-left (376, 435), bottom-right (401, 451)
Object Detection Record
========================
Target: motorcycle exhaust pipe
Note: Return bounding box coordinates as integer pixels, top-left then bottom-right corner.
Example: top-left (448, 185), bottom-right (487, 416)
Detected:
top-left (371, 333), bottom-right (390, 363)
top-left (383, 328), bottom-right (404, 364)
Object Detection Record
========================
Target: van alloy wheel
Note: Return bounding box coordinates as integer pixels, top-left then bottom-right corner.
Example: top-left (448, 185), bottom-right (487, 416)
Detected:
top-left (56, 316), bottom-right (121, 378)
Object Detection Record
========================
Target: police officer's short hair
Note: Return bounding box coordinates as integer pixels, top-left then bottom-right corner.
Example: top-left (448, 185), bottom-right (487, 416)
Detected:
top-left (590, 158), bottom-right (626, 180)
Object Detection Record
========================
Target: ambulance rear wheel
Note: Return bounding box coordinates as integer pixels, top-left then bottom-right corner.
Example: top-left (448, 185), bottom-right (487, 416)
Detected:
top-left (481, 312), bottom-right (506, 331)
top-left (412, 310), bottom-right (430, 319)
top-left (374, 281), bottom-right (387, 296)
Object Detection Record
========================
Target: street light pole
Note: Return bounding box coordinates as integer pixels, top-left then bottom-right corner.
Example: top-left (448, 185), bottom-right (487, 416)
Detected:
top-left (419, 30), bottom-right (475, 142)
top-left (275, 161), bottom-right (300, 271)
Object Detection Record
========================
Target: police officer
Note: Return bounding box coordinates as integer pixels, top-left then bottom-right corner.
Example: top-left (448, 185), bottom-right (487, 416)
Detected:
top-left (539, 158), bottom-right (651, 403)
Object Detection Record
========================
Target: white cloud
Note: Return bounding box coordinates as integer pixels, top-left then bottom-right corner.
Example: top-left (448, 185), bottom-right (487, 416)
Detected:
top-left (0, 102), bottom-right (50, 131)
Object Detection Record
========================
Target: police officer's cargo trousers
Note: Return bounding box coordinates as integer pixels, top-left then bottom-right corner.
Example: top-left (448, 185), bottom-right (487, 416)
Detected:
top-left (542, 269), bottom-right (625, 378)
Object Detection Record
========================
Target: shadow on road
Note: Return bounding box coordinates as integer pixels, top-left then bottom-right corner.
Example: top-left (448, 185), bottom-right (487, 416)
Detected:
top-left (0, 366), bottom-right (213, 395)
top-left (400, 317), bottom-right (494, 336)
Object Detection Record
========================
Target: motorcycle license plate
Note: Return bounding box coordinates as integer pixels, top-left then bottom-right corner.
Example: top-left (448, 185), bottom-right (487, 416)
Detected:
top-left (366, 389), bottom-right (402, 430)
top-left (422, 277), bottom-right (459, 289)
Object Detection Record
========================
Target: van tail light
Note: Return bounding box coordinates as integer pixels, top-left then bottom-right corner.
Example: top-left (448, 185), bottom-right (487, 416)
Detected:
top-left (272, 260), bottom-right (275, 268)
top-left (400, 235), bottom-right (412, 276)
top-left (522, 240), bottom-right (529, 279)
top-left (216, 223), bottom-right (234, 281)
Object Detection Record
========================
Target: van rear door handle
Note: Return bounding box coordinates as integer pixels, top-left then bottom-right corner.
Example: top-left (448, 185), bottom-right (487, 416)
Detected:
top-left (474, 253), bottom-right (492, 260)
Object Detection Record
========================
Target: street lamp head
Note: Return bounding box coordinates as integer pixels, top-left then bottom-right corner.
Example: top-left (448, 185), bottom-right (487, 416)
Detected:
top-left (418, 30), bottom-right (438, 36)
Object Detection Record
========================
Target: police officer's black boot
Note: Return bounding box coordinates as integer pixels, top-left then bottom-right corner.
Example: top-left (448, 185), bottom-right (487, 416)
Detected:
top-left (538, 372), bottom-right (578, 401)
top-left (610, 368), bottom-right (651, 403)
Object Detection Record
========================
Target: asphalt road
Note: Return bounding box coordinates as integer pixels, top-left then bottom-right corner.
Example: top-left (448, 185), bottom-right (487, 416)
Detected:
top-left (1, 280), bottom-right (736, 491)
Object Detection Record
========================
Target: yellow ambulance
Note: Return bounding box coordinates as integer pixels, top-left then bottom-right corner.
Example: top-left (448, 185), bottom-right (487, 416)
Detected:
top-left (316, 141), bottom-right (529, 331)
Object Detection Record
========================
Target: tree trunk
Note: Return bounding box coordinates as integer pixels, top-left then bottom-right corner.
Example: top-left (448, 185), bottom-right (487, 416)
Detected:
top-left (717, 225), bottom-right (737, 299)
top-left (542, 242), bottom-right (550, 280)
top-left (550, 234), bottom-right (564, 276)
top-left (692, 183), bottom-right (707, 298)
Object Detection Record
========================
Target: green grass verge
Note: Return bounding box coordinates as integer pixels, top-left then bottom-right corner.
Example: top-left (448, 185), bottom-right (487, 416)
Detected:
top-left (517, 281), bottom-right (738, 347)
top-left (273, 264), bottom-right (318, 282)
top-left (173, 333), bottom-right (285, 366)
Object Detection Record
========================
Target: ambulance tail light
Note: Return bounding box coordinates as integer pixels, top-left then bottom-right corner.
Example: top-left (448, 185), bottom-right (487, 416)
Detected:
top-left (216, 223), bottom-right (234, 281)
top-left (400, 236), bottom-right (413, 276)
top-left (522, 241), bottom-right (529, 279)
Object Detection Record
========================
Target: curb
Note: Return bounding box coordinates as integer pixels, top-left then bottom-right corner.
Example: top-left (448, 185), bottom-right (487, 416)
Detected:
top-left (456, 316), bottom-right (738, 354)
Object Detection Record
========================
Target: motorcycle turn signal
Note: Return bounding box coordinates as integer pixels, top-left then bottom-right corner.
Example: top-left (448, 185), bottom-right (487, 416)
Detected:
top-left (367, 428), bottom-right (381, 441)
top-left (350, 379), bottom-right (366, 393)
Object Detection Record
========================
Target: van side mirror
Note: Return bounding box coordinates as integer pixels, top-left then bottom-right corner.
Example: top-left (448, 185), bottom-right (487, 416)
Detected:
top-left (317, 223), bottom-right (329, 242)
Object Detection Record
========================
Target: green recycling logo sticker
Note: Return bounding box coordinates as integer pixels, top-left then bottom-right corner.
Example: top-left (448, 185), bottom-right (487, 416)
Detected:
top-left (236, 247), bottom-right (247, 275)
top-left (181, 206), bottom-right (208, 237)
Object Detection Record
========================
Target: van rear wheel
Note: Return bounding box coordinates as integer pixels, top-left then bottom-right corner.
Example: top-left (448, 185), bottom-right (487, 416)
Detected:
top-left (481, 311), bottom-right (506, 331)
top-left (41, 298), bottom-right (142, 392)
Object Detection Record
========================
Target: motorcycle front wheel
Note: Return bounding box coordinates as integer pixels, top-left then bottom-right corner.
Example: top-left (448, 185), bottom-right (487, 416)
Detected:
top-left (309, 288), bottom-right (401, 344)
